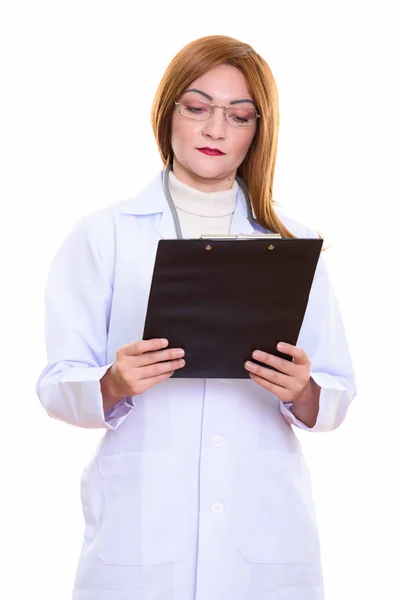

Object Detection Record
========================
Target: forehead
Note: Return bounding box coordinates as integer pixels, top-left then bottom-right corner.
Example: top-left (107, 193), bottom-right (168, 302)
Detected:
top-left (186, 64), bottom-right (253, 103)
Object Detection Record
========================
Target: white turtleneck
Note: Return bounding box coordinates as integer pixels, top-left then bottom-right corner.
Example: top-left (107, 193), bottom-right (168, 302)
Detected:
top-left (168, 171), bottom-right (238, 239)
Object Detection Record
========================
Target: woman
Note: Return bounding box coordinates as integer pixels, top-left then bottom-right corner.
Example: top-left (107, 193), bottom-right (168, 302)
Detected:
top-left (36, 35), bottom-right (356, 600)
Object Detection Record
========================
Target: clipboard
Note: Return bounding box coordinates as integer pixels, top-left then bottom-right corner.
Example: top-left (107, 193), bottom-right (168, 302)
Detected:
top-left (142, 236), bottom-right (323, 378)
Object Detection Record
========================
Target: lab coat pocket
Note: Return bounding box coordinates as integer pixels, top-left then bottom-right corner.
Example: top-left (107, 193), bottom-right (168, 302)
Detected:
top-left (96, 451), bottom-right (189, 566)
top-left (238, 450), bottom-right (319, 564)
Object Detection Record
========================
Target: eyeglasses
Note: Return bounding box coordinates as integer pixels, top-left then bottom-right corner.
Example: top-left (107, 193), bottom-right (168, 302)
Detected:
top-left (175, 94), bottom-right (261, 128)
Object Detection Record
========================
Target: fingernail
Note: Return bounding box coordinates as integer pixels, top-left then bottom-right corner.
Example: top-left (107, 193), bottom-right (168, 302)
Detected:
top-left (175, 349), bottom-right (185, 357)
top-left (161, 339), bottom-right (168, 346)
top-left (277, 342), bottom-right (284, 350)
top-left (253, 350), bottom-right (262, 358)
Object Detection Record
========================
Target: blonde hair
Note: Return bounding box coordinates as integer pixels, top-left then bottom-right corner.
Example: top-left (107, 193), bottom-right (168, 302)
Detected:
top-left (151, 34), bottom-right (295, 238)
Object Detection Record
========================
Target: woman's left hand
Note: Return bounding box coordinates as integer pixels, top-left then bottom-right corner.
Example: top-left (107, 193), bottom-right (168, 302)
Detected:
top-left (244, 342), bottom-right (312, 404)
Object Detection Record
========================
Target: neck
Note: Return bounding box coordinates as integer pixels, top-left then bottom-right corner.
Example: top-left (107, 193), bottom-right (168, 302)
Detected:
top-left (172, 158), bottom-right (236, 192)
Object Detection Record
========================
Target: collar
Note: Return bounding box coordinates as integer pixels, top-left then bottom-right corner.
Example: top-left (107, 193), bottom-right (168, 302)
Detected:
top-left (117, 171), bottom-right (259, 239)
top-left (118, 171), bottom-right (248, 218)
top-left (168, 171), bottom-right (238, 218)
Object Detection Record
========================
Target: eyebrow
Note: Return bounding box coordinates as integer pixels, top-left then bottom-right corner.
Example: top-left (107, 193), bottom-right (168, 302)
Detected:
top-left (184, 88), bottom-right (256, 106)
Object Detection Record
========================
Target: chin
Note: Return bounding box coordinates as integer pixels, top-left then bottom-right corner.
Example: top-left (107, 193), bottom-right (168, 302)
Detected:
top-left (186, 160), bottom-right (231, 181)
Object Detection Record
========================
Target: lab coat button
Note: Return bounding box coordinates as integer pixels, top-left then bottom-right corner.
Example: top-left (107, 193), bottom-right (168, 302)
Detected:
top-left (211, 502), bottom-right (224, 515)
top-left (213, 435), bottom-right (225, 448)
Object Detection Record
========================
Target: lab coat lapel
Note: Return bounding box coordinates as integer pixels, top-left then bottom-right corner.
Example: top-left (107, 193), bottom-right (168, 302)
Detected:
top-left (155, 206), bottom-right (177, 240)
top-left (230, 186), bottom-right (256, 235)
top-left (119, 172), bottom-right (178, 240)
top-left (146, 174), bottom-right (178, 240)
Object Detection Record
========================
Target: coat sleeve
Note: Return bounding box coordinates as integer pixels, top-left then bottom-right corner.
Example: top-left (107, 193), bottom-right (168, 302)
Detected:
top-left (36, 210), bottom-right (134, 430)
top-left (279, 248), bottom-right (357, 433)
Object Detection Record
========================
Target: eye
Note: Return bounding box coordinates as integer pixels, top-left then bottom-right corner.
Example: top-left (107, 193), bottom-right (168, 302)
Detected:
top-left (185, 105), bottom-right (207, 114)
top-left (226, 106), bottom-right (257, 126)
top-left (231, 115), bottom-right (250, 123)
top-left (178, 94), bottom-right (212, 119)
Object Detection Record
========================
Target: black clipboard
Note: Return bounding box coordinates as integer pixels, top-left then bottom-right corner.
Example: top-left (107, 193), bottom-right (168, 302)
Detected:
top-left (142, 237), bottom-right (323, 378)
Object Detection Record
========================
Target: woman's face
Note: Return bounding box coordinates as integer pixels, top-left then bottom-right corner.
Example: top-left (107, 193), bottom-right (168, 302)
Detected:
top-left (171, 64), bottom-right (257, 191)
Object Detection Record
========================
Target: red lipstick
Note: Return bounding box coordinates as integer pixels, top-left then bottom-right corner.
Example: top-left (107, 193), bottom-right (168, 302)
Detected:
top-left (196, 147), bottom-right (226, 156)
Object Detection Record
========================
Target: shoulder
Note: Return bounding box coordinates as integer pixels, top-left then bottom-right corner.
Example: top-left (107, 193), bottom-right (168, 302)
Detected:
top-left (274, 207), bottom-right (329, 275)
top-left (109, 172), bottom-right (164, 216)
top-left (274, 207), bottom-right (320, 239)
top-left (69, 172), bottom-right (164, 241)
top-left (68, 206), bottom-right (116, 247)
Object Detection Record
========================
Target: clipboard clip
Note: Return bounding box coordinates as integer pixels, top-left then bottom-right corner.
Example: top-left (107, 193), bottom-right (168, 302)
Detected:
top-left (199, 233), bottom-right (282, 240)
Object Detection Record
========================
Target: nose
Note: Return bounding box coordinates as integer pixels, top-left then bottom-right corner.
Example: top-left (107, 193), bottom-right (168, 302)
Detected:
top-left (201, 106), bottom-right (226, 140)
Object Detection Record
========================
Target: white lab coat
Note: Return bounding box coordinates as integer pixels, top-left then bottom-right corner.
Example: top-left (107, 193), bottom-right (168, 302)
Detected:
top-left (37, 172), bottom-right (356, 600)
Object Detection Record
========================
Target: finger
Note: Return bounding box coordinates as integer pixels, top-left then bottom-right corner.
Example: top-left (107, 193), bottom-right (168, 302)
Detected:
top-left (132, 370), bottom-right (175, 395)
top-left (141, 370), bottom-right (175, 388)
top-left (248, 373), bottom-right (292, 402)
top-left (139, 358), bottom-right (186, 380)
top-left (121, 338), bottom-right (169, 357)
top-left (133, 347), bottom-right (185, 368)
top-left (245, 360), bottom-right (292, 387)
top-left (251, 350), bottom-right (297, 376)
top-left (276, 342), bottom-right (311, 366)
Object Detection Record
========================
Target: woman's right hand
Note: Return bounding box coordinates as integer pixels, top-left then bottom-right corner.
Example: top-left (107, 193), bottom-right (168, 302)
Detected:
top-left (100, 338), bottom-right (185, 411)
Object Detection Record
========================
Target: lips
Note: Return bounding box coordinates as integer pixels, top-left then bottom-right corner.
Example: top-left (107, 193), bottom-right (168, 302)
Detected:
top-left (196, 147), bottom-right (226, 156)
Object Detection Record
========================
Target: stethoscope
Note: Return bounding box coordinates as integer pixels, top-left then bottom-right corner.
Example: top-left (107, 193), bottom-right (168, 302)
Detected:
top-left (161, 163), bottom-right (268, 239)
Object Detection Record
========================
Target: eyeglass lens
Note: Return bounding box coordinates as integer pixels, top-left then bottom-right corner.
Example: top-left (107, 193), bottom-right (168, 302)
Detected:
top-left (178, 93), bottom-right (257, 127)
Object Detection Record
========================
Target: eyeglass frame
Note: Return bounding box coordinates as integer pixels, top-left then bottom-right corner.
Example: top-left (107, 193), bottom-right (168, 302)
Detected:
top-left (174, 99), bottom-right (261, 128)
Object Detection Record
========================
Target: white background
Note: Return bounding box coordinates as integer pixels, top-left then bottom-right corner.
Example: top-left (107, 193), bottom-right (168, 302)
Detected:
top-left (1, 1), bottom-right (399, 598)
